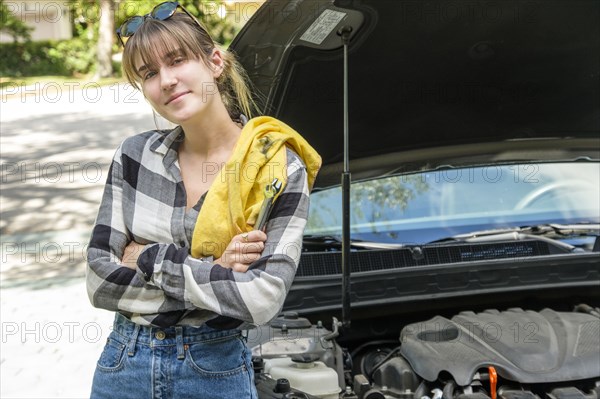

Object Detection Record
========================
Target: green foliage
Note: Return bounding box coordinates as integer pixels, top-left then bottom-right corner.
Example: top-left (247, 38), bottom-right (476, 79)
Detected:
top-left (0, 0), bottom-right (32, 42)
top-left (0, 41), bottom-right (63, 76)
top-left (47, 37), bottom-right (97, 75)
top-left (0, 38), bottom-right (95, 77)
top-left (1, 0), bottom-right (247, 77)
top-left (0, 0), bottom-right (95, 77)
top-left (67, 0), bottom-right (99, 45)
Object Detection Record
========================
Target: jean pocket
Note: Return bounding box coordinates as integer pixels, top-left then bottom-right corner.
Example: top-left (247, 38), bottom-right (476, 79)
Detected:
top-left (96, 335), bottom-right (127, 372)
top-left (185, 336), bottom-right (247, 377)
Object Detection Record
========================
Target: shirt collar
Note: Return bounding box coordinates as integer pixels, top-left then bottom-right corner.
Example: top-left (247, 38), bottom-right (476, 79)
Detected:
top-left (149, 125), bottom-right (184, 156)
top-left (148, 114), bottom-right (248, 157)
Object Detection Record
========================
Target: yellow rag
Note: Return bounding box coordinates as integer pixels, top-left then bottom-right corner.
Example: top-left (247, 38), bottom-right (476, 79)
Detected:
top-left (190, 116), bottom-right (321, 259)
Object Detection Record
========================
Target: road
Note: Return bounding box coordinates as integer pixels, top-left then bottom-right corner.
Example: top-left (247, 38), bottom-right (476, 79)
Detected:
top-left (1, 81), bottom-right (156, 398)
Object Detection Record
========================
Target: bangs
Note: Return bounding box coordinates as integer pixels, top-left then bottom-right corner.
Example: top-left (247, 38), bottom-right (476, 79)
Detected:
top-left (122, 14), bottom-right (213, 88)
top-left (119, 11), bottom-right (256, 118)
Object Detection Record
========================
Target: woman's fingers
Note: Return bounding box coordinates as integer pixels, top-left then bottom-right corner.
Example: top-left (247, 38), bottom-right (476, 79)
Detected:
top-left (216, 243), bottom-right (262, 268)
top-left (229, 250), bottom-right (261, 265)
top-left (241, 241), bottom-right (264, 254)
top-left (238, 230), bottom-right (267, 244)
top-left (232, 263), bottom-right (250, 273)
top-left (216, 231), bottom-right (268, 271)
top-left (121, 241), bottom-right (145, 269)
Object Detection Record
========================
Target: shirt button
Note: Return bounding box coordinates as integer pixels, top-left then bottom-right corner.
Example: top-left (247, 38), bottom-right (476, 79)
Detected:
top-left (155, 331), bottom-right (166, 340)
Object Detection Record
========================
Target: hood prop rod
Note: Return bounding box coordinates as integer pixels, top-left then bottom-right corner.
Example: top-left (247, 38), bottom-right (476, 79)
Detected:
top-left (338, 25), bottom-right (353, 328)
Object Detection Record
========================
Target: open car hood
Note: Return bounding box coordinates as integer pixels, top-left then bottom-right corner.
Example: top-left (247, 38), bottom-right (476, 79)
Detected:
top-left (230, 0), bottom-right (599, 188)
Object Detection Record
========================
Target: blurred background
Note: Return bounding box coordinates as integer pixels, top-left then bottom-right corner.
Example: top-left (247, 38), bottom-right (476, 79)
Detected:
top-left (1, 0), bottom-right (264, 88)
top-left (0, 1), bottom-right (264, 397)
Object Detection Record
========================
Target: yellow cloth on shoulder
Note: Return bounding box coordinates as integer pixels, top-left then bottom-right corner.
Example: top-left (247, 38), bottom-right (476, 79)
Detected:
top-left (190, 116), bottom-right (322, 259)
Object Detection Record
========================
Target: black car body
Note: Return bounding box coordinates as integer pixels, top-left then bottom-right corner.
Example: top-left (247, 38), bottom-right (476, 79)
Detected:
top-left (230, 1), bottom-right (600, 398)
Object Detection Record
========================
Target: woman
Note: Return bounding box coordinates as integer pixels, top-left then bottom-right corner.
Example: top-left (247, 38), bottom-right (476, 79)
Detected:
top-left (86, 2), bottom-right (321, 398)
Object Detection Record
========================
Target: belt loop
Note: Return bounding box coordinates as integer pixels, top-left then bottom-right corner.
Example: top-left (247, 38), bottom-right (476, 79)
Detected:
top-left (176, 327), bottom-right (185, 360)
top-left (127, 323), bottom-right (140, 357)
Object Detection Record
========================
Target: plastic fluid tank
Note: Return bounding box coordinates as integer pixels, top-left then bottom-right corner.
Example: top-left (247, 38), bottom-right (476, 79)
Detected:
top-left (264, 357), bottom-right (341, 399)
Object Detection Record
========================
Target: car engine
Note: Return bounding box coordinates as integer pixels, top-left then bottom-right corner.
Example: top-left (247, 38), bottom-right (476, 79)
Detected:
top-left (249, 306), bottom-right (600, 399)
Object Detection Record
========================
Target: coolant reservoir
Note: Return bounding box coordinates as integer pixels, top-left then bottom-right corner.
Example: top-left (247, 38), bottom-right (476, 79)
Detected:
top-left (264, 356), bottom-right (341, 399)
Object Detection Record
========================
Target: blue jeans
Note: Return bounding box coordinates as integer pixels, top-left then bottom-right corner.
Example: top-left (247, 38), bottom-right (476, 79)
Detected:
top-left (90, 313), bottom-right (257, 399)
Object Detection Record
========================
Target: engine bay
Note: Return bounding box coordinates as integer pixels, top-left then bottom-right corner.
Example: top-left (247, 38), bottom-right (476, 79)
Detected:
top-left (249, 306), bottom-right (600, 399)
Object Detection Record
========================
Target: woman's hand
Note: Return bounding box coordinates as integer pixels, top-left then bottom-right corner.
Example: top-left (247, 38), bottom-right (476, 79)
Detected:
top-left (121, 241), bottom-right (146, 270)
top-left (215, 230), bottom-right (267, 272)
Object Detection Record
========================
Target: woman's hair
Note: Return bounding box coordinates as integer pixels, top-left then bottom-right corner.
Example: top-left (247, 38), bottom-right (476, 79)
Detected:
top-left (121, 12), bottom-right (258, 119)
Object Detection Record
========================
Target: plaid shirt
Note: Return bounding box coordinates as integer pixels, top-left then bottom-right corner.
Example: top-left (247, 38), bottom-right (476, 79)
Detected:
top-left (86, 126), bottom-right (309, 328)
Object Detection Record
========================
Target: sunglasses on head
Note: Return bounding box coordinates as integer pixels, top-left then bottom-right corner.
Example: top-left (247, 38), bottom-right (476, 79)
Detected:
top-left (116, 1), bottom-right (202, 47)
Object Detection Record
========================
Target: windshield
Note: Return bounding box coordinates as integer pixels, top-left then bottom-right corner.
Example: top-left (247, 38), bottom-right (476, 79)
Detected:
top-left (305, 162), bottom-right (600, 244)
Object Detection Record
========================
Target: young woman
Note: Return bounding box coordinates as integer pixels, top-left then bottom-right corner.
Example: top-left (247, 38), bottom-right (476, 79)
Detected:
top-left (86, 2), bottom-right (320, 398)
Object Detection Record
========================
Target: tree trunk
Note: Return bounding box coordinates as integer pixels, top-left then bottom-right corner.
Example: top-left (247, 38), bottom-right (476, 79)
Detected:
top-left (95, 0), bottom-right (114, 79)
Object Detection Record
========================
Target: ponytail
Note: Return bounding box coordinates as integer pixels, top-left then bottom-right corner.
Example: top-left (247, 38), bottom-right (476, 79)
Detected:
top-left (217, 47), bottom-right (260, 119)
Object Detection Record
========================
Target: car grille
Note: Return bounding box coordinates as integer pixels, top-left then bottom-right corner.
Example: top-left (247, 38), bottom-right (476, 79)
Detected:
top-left (297, 240), bottom-right (552, 277)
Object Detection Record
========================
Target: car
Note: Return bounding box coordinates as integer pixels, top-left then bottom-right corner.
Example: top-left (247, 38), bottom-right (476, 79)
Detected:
top-left (229, 1), bottom-right (600, 398)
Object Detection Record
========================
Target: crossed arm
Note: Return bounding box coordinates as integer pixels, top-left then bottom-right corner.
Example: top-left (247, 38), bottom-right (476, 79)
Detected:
top-left (121, 230), bottom-right (267, 273)
top-left (86, 145), bottom-right (309, 326)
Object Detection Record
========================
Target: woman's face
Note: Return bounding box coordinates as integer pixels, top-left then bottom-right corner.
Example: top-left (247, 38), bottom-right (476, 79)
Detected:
top-left (136, 48), bottom-right (224, 125)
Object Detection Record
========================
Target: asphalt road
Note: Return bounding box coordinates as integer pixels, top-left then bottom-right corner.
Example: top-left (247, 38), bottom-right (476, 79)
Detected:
top-left (1, 81), bottom-right (156, 398)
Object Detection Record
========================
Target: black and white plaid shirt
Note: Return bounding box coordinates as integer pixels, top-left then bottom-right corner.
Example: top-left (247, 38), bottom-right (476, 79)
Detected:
top-left (86, 126), bottom-right (309, 328)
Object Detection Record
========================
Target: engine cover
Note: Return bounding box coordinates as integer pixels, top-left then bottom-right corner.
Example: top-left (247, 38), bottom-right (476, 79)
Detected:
top-left (400, 308), bottom-right (600, 386)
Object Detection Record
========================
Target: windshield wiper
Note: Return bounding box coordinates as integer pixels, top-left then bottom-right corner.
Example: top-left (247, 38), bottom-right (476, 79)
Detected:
top-left (429, 223), bottom-right (599, 252)
top-left (433, 223), bottom-right (600, 241)
top-left (303, 235), bottom-right (406, 250)
top-left (304, 224), bottom-right (599, 252)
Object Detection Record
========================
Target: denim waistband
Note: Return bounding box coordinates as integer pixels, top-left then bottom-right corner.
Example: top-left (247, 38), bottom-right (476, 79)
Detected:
top-left (111, 312), bottom-right (242, 346)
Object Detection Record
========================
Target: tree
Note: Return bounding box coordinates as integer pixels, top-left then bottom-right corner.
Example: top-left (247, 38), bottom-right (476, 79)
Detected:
top-left (182, 0), bottom-right (239, 45)
top-left (0, 0), bottom-right (32, 42)
top-left (95, 0), bottom-right (114, 78)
